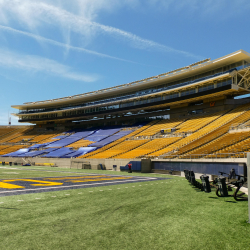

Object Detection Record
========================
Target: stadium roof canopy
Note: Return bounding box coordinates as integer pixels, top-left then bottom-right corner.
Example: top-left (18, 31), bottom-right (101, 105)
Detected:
top-left (12, 50), bottom-right (250, 110)
top-left (11, 50), bottom-right (250, 124)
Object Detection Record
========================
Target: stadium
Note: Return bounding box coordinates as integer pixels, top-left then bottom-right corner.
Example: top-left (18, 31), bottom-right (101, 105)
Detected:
top-left (1, 50), bottom-right (250, 171)
top-left (1, 50), bottom-right (250, 249)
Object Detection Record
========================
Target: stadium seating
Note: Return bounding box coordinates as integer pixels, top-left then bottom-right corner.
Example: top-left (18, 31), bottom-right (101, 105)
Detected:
top-left (174, 103), bottom-right (250, 157)
top-left (116, 137), bottom-right (182, 159)
top-left (79, 125), bottom-right (153, 158)
top-left (175, 112), bottom-right (222, 133)
top-left (0, 145), bottom-right (29, 156)
top-left (2, 101), bottom-right (250, 159)
top-left (41, 147), bottom-right (75, 158)
top-left (65, 139), bottom-right (94, 148)
top-left (0, 127), bottom-right (32, 143)
top-left (88, 139), bottom-right (149, 159)
top-left (183, 131), bottom-right (250, 157)
top-left (0, 127), bottom-right (19, 139)
top-left (135, 119), bottom-right (183, 137)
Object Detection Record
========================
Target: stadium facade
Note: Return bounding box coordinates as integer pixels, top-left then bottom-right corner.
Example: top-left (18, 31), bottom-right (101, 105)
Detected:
top-left (12, 50), bottom-right (250, 128)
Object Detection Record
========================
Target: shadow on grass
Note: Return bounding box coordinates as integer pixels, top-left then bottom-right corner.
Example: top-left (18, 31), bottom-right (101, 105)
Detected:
top-left (208, 197), bottom-right (218, 199)
top-left (0, 207), bottom-right (19, 210)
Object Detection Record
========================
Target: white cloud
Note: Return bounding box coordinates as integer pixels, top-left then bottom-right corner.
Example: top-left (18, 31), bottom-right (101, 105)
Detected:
top-left (0, 0), bottom-right (198, 58)
top-left (0, 24), bottom-right (134, 63)
top-left (0, 48), bottom-right (99, 82)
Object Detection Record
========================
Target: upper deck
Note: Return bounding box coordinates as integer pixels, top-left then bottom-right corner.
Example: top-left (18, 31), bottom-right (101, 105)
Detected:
top-left (12, 50), bottom-right (250, 111)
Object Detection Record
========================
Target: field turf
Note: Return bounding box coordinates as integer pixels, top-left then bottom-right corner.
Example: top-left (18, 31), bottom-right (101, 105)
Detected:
top-left (0, 166), bottom-right (249, 250)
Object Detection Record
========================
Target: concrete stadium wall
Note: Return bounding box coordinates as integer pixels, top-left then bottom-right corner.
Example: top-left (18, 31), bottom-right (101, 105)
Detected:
top-left (152, 160), bottom-right (247, 177)
top-left (0, 156), bottom-right (71, 168)
top-left (70, 158), bottom-right (141, 171)
top-left (0, 156), bottom-right (141, 172)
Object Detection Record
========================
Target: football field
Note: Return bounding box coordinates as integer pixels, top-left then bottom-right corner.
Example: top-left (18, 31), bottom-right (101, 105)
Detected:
top-left (0, 166), bottom-right (249, 250)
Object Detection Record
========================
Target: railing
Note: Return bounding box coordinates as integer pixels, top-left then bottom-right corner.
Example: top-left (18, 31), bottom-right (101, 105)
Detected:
top-left (0, 142), bottom-right (34, 146)
top-left (229, 124), bottom-right (250, 132)
top-left (128, 133), bottom-right (187, 140)
top-left (163, 152), bottom-right (248, 159)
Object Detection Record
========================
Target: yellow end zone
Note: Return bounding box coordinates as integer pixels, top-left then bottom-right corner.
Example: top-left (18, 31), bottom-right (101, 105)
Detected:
top-left (0, 175), bottom-right (133, 189)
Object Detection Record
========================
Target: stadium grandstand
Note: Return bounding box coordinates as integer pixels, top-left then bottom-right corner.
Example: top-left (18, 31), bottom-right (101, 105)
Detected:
top-left (1, 49), bottom-right (250, 175)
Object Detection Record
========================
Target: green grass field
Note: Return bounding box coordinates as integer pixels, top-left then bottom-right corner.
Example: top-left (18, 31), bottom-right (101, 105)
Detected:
top-left (0, 166), bottom-right (249, 250)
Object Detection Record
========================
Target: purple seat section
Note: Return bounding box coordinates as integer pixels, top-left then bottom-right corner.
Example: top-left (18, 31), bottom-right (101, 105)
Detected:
top-left (45, 137), bottom-right (81, 148)
top-left (22, 148), bottom-right (57, 157)
top-left (67, 131), bottom-right (95, 138)
top-left (64, 147), bottom-right (97, 158)
top-left (85, 128), bottom-right (121, 142)
top-left (46, 131), bottom-right (94, 148)
top-left (2, 148), bottom-right (30, 157)
top-left (28, 143), bottom-right (50, 149)
top-left (89, 130), bottom-right (134, 147)
top-left (28, 144), bottom-right (43, 149)
top-left (41, 147), bottom-right (76, 158)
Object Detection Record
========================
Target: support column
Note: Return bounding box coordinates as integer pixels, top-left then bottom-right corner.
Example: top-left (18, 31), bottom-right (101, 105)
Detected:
top-left (247, 153), bottom-right (250, 223)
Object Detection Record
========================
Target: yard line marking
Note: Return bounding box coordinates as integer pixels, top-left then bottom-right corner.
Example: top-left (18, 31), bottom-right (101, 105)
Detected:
top-left (117, 188), bottom-right (120, 189)
top-left (17, 200), bottom-right (23, 201)
top-left (0, 202), bottom-right (4, 204)
top-left (78, 193), bottom-right (82, 194)
top-left (99, 190), bottom-right (103, 191)
top-left (65, 194), bottom-right (70, 195)
top-left (132, 186), bottom-right (135, 187)
top-left (125, 187), bottom-right (128, 188)
top-left (51, 196), bottom-right (56, 197)
top-left (109, 189), bottom-right (112, 190)
top-left (139, 185), bottom-right (141, 186)
top-left (89, 191), bottom-right (93, 192)
top-left (35, 198), bottom-right (41, 199)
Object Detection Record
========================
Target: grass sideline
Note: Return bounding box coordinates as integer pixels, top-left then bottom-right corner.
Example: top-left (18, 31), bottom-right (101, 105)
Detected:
top-left (0, 166), bottom-right (249, 250)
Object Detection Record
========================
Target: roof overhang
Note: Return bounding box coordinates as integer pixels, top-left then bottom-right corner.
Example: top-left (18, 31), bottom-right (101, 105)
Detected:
top-left (12, 50), bottom-right (250, 110)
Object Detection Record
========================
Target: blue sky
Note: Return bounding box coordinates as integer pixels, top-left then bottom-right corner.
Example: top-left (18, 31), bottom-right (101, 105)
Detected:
top-left (0, 0), bottom-right (250, 125)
